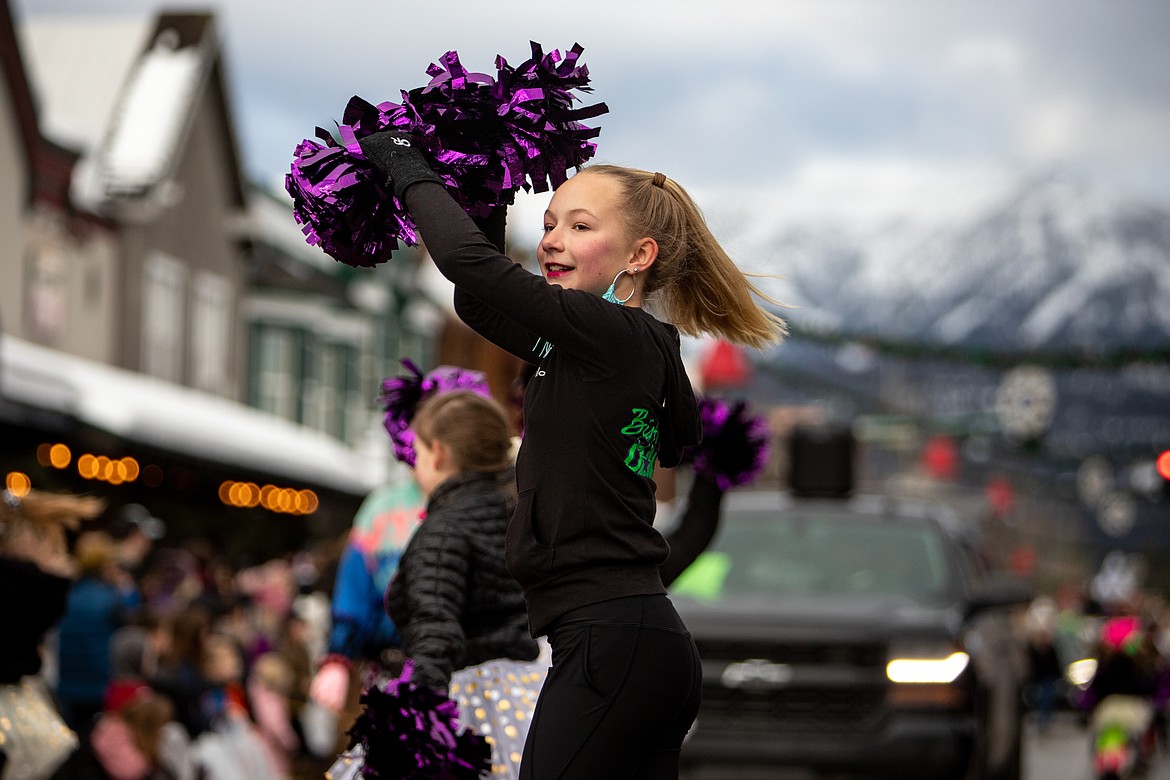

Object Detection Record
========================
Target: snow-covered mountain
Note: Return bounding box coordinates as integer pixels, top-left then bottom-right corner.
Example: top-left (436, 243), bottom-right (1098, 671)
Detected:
top-left (749, 174), bottom-right (1170, 352)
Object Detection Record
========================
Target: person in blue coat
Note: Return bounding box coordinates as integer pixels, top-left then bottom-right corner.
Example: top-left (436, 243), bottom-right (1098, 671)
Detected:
top-left (308, 477), bottom-right (424, 729)
top-left (54, 531), bottom-right (140, 733)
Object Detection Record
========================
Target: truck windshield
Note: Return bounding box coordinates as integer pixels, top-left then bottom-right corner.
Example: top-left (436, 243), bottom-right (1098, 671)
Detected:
top-left (671, 509), bottom-right (955, 603)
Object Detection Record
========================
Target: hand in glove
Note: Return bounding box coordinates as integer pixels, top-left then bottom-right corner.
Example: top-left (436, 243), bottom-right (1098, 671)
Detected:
top-left (358, 131), bottom-right (443, 202)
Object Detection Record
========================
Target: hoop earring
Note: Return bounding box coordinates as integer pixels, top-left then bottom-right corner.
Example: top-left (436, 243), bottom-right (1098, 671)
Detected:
top-left (602, 269), bottom-right (636, 305)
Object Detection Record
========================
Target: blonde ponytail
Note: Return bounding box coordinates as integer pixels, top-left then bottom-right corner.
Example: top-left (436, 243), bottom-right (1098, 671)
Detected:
top-left (582, 165), bottom-right (787, 349)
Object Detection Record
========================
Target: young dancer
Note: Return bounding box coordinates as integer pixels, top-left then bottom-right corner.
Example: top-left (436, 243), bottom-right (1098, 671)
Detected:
top-left (358, 133), bottom-right (785, 778)
top-left (356, 390), bottom-right (539, 780)
top-left (310, 362), bottom-right (492, 748)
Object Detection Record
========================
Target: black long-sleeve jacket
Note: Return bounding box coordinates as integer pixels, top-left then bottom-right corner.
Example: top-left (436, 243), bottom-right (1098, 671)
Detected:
top-left (403, 183), bottom-right (702, 636)
top-left (386, 472), bottom-right (537, 690)
top-left (659, 475), bottom-right (725, 588)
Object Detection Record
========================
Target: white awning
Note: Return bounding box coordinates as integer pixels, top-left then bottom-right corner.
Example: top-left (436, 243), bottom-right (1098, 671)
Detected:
top-left (0, 335), bottom-right (386, 495)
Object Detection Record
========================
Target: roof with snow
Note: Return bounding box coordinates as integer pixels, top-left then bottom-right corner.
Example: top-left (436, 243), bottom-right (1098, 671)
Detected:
top-left (19, 11), bottom-right (245, 209)
top-left (19, 15), bottom-right (151, 153)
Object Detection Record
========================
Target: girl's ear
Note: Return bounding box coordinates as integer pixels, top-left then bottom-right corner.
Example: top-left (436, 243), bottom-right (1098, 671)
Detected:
top-left (630, 237), bottom-right (658, 272)
top-left (430, 439), bottom-right (452, 472)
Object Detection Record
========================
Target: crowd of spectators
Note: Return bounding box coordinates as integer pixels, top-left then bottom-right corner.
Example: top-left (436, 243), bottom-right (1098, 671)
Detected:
top-left (44, 509), bottom-right (342, 780)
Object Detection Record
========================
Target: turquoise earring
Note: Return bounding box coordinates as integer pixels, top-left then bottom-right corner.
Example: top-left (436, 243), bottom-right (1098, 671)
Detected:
top-left (602, 268), bottom-right (636, 305)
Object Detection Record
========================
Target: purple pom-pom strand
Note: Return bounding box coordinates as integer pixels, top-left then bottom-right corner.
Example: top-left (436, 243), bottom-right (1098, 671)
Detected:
top-left (380, 359), bottom-right (492, 466)
top-left (287, 42), bottom-right (608, 268)
top-left (684, 397), bottom-right (771, 491)
top-left (348, 660), bottom-right (491, 779)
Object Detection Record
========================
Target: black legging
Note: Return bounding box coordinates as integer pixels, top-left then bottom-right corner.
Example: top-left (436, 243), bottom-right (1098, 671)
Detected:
top-left (519, 594), bottom-right (702, 779)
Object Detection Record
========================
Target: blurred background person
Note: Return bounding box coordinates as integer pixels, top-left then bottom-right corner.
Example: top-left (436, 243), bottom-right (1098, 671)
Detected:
top-left (108, 504), bottom-right (166, 582)
top-left (151, 604), bottom-right (218, 739)
top-left (90, 680), bottom-right (195, 780)
top-left (1025, 622), bottom-right (1065, 734)
top-left (54, 530), bottom-right (142, 734)
top-left (0, 488), bottom-right (104, 779)
top-left (58, 584), bottom-right (180, 780)
top-left (189, 633), bottom-right (280, 780)
top-left (307, 477), bottom-right (423, 751)
top-left (247, 652), bottom-right (300, 778)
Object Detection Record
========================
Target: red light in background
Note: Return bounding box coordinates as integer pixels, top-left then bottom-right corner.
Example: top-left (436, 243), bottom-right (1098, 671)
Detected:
top-left (985, 474), bottom-right (1015, 518)
top-left (1157, 449), bottom-right (1170, 481)
top-left (922, 435), bottom-right (958, 481)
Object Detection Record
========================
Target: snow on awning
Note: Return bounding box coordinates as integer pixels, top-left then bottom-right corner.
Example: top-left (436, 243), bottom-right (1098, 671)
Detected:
top-left (0, 336), bottom-right (384, 496)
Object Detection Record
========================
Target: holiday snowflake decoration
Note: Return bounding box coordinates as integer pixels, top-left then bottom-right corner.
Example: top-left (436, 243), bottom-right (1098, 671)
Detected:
top-left (286, 42), bottom-right (608, 267)
top-left (346, 660), bottom-right (490, 780)
top-left (994, 365), bottom-right (1057, 441)
top-left (379, 359), bottom-right (492, 467)
top-left (682, 397), bottom-right (771, 491)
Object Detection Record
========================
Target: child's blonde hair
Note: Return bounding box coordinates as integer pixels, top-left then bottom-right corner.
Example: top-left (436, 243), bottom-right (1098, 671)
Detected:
top-left (0, 488), bottom-right (105, 563)
top-left (411, 391), bottom-right (513, 475)
top-left (579, 164), bottom-right (788, 349)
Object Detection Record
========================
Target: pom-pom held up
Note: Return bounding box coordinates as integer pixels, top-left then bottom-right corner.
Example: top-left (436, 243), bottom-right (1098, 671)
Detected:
top-left (682, 397), bottom-right (771, 491)
top-left (286, 42), bottom-right (608, 268)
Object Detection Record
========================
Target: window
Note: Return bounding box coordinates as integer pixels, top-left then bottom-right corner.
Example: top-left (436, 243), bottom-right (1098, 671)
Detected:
top-left (23, 245), bottom-right (68, 344)
top-left (304, 341), bottom-right (361, 441)
top-left (191, 272), bottom-right (232, 394)
top-left (303, 340), bottom-right (338, 436)
top-left (141, 253), bottom-right (187, 382)
top-left (252, 326), bottom-right (301, 422)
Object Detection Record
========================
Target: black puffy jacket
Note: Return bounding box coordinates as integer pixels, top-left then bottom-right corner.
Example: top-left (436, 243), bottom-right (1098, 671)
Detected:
top-left (386, 471), bottom-right (538, 689)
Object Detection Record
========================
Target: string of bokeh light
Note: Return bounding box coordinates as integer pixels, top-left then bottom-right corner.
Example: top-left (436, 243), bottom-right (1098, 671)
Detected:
top-left (29, 442), bottom-right (318, 514)
top-left (37, 443), bottom-right (142, 485)
top-left (218, 481), bottom-right (318, 515)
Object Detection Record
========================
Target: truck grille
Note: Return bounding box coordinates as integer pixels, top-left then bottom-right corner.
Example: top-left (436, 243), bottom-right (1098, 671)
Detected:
top-left (695, 638), bottom-right (888, 734)
top-left (699, 686), bottom-right (887, 734)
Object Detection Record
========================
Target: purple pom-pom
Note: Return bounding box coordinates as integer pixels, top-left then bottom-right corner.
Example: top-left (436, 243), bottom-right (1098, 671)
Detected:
top-left (348, 660), bottom-right (491, 780)
top-left (492, 42), bottom-right (608, 195)
top-left (286, 42), bottom-right (608, 268)
top-left (285, 126), bottom-right (420, 268)
top-left (379, 359), bottom-right (491, 466)
top-left (683, 397), bottom-right (771, 491)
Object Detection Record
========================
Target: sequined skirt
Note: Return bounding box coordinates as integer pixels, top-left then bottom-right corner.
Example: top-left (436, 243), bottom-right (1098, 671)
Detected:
top-left (449, 658), bottom-right (547, 779)
top-left (326, 654), bottom-right (548, 780)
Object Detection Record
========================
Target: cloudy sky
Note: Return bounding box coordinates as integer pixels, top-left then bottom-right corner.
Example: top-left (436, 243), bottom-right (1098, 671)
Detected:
top-left (15, 0), bottom-right (1170, 248)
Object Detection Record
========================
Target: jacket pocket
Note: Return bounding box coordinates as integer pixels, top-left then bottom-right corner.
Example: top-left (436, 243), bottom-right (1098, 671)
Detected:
top-left (506, 488), bottom-right (555, 583)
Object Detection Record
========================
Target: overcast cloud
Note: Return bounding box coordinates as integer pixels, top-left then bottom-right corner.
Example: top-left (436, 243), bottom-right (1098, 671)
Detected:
top-left (15, 0), bottom-right (1170, 248)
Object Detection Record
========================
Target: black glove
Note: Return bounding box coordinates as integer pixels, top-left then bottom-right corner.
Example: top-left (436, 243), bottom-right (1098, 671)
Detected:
top-left (357, 131), bottom-right (443, 201)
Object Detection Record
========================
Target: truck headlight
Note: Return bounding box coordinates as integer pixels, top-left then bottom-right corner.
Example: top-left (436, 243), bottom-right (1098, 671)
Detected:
top-left (886, 651), bottom-right (970, 684)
